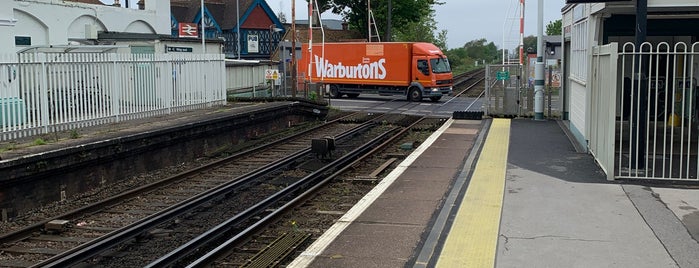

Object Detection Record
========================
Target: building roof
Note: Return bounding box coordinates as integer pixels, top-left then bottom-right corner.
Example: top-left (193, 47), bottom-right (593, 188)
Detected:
top-left (171, 0), bottom-right (256, 30)
top-left (65, 0), bottom-right (107, 5)
top-left (288, 23), bottom-right (365, 43)
top-left (294, 19), bottom-right (345, 30)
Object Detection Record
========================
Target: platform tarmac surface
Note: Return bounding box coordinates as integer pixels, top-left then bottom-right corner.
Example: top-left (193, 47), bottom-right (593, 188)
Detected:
top-left (289, 118), bottom-right (699, 268)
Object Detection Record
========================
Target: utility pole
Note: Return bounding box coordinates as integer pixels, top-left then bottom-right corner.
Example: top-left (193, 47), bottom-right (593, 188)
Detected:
top-left (236, 0), bottom-right (240, 59)
top-left (519, 0), bottom-right (524, 65)
top-left (291, 0), bottom-right (297, 97)
top-left (201, 0), bottom-right (205, 53)
top-left (534, 0), bottom-right (544, 120)
top-left (386, 0), bottom-right (392, 42)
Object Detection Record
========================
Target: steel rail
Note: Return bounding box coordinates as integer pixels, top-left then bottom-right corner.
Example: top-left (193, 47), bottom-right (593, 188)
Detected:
top-left (180, 126), bottom-right (405, 267)
top-left (0, 112), bottom-right (359, 245)
top-left (33, 121), bottom-right (375, 268)
top-left (182, 117), bottom-right (429, 267)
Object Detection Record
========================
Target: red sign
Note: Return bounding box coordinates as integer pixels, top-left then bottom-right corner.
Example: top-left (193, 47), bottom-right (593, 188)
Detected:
top-left (178, 23), bottom-right (198, 38)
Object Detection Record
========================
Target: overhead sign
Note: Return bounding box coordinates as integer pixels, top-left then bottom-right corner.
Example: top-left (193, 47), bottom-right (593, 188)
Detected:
top-left (178, 23), bottom-right (198, 38)
top-left (265, 69), bottom-right (279, 80)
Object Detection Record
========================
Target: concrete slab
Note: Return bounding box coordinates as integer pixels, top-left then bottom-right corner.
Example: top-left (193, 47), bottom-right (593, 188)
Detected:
top-left (624, 185), bottom-right (699, 268)
top-left (652, 187), bottom-right (699, 242)
top-left (412, 149), bottom-right (470, 168)
top-left (356, 198), bottom-right (440, 225)
top-left (309, 223), bottom-right (424, 268)
top-left (378, 167), bottom-right (457, 200)
top-left (497, 166), bottom-right (677, 268)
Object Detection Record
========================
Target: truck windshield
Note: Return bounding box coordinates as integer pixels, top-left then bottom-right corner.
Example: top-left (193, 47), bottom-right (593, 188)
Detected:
top-left (430, 57), bottom-right (451, 74)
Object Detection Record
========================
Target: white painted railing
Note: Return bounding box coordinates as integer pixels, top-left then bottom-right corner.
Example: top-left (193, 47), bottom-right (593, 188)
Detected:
top-left (615, 42), bottom-right (699, 181)
top-left (0, 52), bottom-right (225, 141)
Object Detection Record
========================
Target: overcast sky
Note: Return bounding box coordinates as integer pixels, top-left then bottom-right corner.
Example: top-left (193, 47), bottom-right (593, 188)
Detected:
top-left (268, 0), bottom-right (566, 50)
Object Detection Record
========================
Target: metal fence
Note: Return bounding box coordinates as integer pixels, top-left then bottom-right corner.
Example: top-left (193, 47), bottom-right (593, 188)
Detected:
top-left (224, 60), bottom-right (273, 97)
top-left (0, 52), bottom-right (225, 141)
top-left (616, 42), bottom-right (699, 181)
top-left (485, 64), bottom-right (561, 118)
top-left (485, 64), bottom-right (524, 116)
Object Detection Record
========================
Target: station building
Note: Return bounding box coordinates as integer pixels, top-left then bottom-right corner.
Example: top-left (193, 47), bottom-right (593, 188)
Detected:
top-left (561, 1), bottom-right (699, 181)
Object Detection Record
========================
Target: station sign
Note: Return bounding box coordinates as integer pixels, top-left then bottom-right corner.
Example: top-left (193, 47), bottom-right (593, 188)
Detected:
top-left (178, 23), bottom-right (198, 38)
top-left (166, 46), bottom-right (193, 53)
top-left (496, 71), bottom-right (510, 81)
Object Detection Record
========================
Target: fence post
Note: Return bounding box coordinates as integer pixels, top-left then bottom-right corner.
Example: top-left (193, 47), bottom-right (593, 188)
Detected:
top-left (110, 54), bottom-right (121, 121)
top-left (38, 53), bottom-right (50, 133)
top-left (165, 53), bottom-right (173, 114)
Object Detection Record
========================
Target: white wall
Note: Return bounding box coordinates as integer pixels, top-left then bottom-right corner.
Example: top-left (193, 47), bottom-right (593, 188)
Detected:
top-left (7, 0), bottom-right (170, 52)
top-left (0, 3), bottom-right (17, 51)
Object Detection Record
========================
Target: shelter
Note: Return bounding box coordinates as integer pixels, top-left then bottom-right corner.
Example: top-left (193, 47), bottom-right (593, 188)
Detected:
top-left (561, 1), bottom-right (699, 181)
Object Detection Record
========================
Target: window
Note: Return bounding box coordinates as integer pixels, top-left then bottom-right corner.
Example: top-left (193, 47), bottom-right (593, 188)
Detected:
top-left (430, 57), bottom-right (451, 74)
top-left (417, 60), bottom-right (429, 75)
top-left (571, 19), bottom-right (588, 82)
top-left (15, 36), bottom-right (31, 46)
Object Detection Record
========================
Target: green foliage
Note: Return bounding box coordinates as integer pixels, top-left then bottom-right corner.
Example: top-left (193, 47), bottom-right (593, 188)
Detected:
top-left (33, 138), bottom-right (46, 146)
top-left (325, 0), bottom-right (443, 43)
top-left (523, 35), bottom-right (537, 54)
top-left (309, 90), bottom-right (318, 101)
top-left (546, 19), bottom-right (563, 36)
top-left (445, 38), bottom-right (500, 73)
top-left (434, 29), bottom-right (448, 51)
top-left (70, 129), bottom-right (80, 139)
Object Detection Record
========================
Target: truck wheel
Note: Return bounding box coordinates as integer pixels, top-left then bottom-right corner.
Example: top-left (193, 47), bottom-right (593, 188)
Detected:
top-left (430, 96), bottom-right (442, 102)
top-left (329, 85), bottom-right (341, 98)
top-left (408, 88), bottom-right (422, 102)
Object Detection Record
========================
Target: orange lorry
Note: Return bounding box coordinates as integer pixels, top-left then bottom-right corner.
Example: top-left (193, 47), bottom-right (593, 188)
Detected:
top-left (299, 42), bottom-right (453, 102)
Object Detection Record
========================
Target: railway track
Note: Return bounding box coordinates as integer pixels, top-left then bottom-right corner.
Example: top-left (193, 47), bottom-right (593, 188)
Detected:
top-left (0, 112), bottom-right (376, 267)
top-left (0, 112), bottom-right (439, 268)
top-left (452, 68), bottom-right (486, 98)
top-left (202, 116), bottom-right (446, 267)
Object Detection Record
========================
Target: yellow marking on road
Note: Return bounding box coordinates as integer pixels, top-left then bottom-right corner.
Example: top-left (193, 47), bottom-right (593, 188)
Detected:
top-left (436, 118), bottom-right (510, 268)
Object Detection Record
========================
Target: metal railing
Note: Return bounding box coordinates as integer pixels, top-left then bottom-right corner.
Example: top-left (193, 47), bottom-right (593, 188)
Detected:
top-left (0, 52), bottom-right (226, 141)
top-left (615, 42), bottom-right (699, 181)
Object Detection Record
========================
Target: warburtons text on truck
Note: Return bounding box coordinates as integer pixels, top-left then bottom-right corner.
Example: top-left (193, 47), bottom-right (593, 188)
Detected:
top-left (299, 42), bottom-right (453, 102)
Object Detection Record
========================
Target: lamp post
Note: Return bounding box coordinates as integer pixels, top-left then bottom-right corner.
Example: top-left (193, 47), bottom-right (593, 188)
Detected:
top-left (269, 25), bottom-right (283, 62)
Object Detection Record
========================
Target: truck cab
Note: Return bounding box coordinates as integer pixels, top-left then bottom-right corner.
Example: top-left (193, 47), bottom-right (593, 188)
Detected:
top-left (409, 43), bottom-right (453, 102)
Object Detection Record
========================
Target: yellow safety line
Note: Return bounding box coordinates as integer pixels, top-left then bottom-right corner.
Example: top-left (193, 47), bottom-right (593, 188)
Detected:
top-left (436, 118), bottom-right (510, 268)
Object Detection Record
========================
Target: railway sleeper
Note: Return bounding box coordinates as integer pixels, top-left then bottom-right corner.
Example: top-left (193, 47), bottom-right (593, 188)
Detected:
top-left (241, 232), bottom-right (310, 268)
top-left (349, 157), bottom-right (398, 183)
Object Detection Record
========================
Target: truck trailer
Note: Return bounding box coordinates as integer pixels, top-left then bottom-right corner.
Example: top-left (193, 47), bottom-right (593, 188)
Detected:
top-left (299, 42), bottom-right (453, 102)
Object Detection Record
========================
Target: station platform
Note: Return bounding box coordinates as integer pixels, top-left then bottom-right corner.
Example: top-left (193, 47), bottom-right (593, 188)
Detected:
top-left (288, 118), bottom-right (699, 268)
top-left (2, 102), bottom-right (698, 267)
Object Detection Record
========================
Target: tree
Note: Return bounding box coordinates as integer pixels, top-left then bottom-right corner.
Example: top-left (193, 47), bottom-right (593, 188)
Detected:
top-left (445, 38), bottom-right (500, 73)
top-left (392, 6), bottom-right (439, 43)
top-left (523, 35), bottom-right (537, 54)
top-left (327, 0), bottom-right (442, 42)
top-left (434, 29), bottom-right (448, 51)
top-left (546, 19), bottom-right (562, 36)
